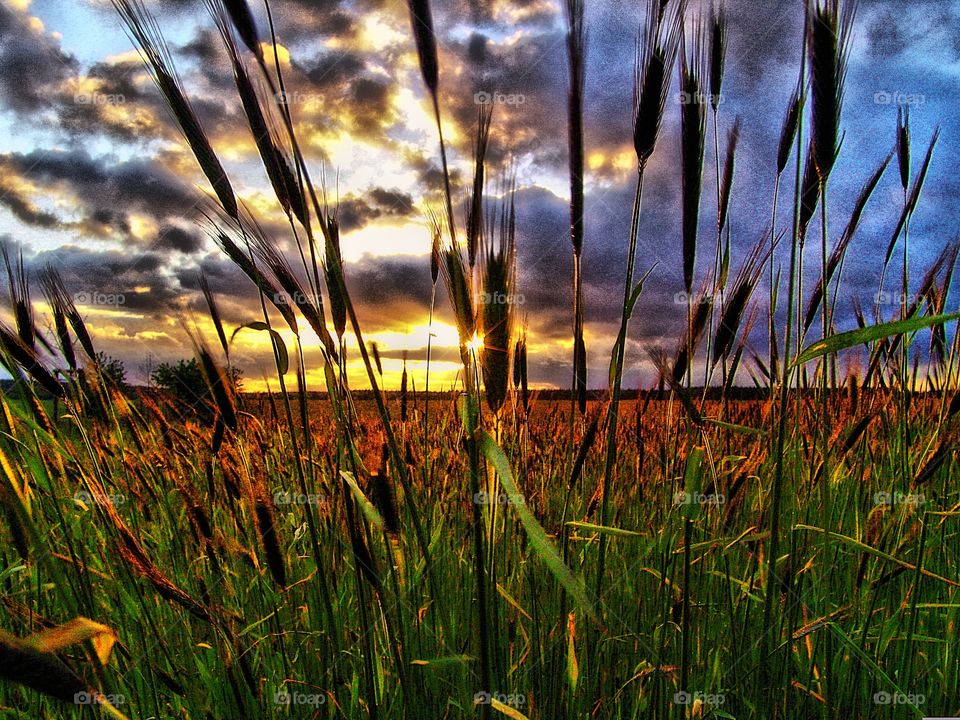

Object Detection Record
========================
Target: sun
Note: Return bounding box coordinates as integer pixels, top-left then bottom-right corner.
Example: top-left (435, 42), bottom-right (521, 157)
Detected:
top-left (466, 332), bottom-right (485, 354)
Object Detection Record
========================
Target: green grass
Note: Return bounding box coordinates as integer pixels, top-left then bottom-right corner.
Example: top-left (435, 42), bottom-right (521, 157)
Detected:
top-left (0, 392), bottom-right (959, 718)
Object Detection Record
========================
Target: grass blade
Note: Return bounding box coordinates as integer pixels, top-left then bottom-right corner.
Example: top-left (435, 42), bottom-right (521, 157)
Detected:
top-left (476, 429), bottom-right (598, 623)
top-left (794, 310), bottom-right (960, 365)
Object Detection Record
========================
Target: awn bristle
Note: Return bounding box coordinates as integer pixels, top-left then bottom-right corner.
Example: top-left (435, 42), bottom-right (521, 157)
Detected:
top-left (248, 226), bottom-right (337, 358)
top-left (633, 0), bottom-right (685, 168)
top-left (672, 284), bottom-right (713, 383)
top-left (777, 86), bottom-right (802, 176)
top-left (101, 489), bottom-right (216, 623)
top-left (221, 0), bottom-right (262, 61)
top-left (717, 116), bottom-right (740, 234)
top-left (907, 244), bottom-right (955, 321)
top-left (38, 269), bottom-right (97, 362)
top-left (467, 104), bottom-right (493, 269)
top-left (713, 233), bottom-right (769, 365)
top-left (479, 193), bottom-right (517, 414)
top-left (802, 149), bottom-right (892, 333)
top-left (113, 0), bottom-right (238, 219)
top-left (708, 2), bottom-right (727, 113)
top-left (439, 242), bottom-right (475, 354)
top-left (648, 346), bottom-right (703, 426)
top-left (39, 268), bottom-right (77, 372)
top-left (883, 127), bottom-right (940, 271)
top-left (210, 3), bottom-right (306, 227)
top-left (0, 323), bottom-right (64, 399)
top-left (208, 219), bottom-right (299, 335)
top-left (679, 19), bottom-right (708, 293)
top-left (930, 244), bottom-right (959, 365)
top-left (808, 0), bottom-right (854, 182)
top-left (406, 0), bottom-right (439, 98)
top-left (897, 106), bottom-right (911, 192)
top-left (2, 244), bottom-right (35, 350)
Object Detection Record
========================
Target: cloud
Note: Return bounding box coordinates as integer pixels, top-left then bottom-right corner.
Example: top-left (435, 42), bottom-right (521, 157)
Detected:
top-left (0, 149), bottom-right (207, 246)
top-left (0, 3), bottom-right (78, 112)
top-left (336, 187), bottom-right (416, 232)
top-left (0, 0), bottom-right (957, 388)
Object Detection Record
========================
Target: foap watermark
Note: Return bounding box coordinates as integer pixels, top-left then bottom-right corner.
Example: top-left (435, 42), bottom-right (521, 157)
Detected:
top-left (273, 690), bottom-right (326, 707)
top-left (678, 90), bottom-right (724, 106)
top-left (673, 690), bottom-right (726, 707)
top-left (478, 290), bottom-right (525, 306)
top-left (273, 290), bottom-right (321, 307)
top-left (74, 691), bottom-right (126, 706)
top-left (273, 491), bottom-right (327, 507)
top-left (74, 290), bottom-right (125, 307)
top-left (874, 90), bottom-right (925, 106)
top-left (872, 690), bottom-right (924, 706)
top-left (474, 90), bottom-right (526, 106)
top-left (874, 491), bottom-right (925, 508)
top-left (74, 92), bottom-right (125, 106)
top-left (74, 490), bottom-right (126, 507)
top-left (275, 91), bottom-right (320, 105)
top-left (674, 490), bottom-right (725, 507)
top-left (473, 691), bottom-right (527, 708)
top-left (474, 491), bottom-right (525, 506)
top-left (674, 290), bottom-right (723, 305)
top-left (874, 290), bottom-right (921, 307)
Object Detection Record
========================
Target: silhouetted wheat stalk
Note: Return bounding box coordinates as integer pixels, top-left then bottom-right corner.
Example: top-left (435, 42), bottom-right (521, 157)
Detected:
top-left (679, 17), bottom-right (707, 389)
top-left (565, 0), bottom-right (588, 416)
top-left (592, 0), bottom-right (683, 697)
top-left (770, 86), bottom-right (801, 384)
top-left (808, 0), bottom-right (854, 603)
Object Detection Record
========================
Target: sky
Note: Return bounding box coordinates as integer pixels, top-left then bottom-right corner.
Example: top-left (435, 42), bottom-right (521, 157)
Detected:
top-left (0, 0), bottom-right (958, 392)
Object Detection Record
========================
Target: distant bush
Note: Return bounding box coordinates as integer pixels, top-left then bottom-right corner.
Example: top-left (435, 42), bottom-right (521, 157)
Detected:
top-left (96, 352), bottom-right (127, 388)
top-left (150, 358), bottom-right (241, 421)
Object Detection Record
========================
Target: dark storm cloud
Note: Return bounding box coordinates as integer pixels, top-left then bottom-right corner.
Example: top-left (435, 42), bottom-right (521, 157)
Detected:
top-left (0, 149), bottom-right (207, 247)
top-left (180, 28), bottom-right (223, 64)
top-left (346, 254), bottom-right (431, 319)
top-left (0, 4), bottom-right (78, 112)
top-left (301, 51), bottom-right (366, 89)
top-left (512, 183), bottom-right (685, 341)
top-left (23, 245), bottom-right (184, 316)
top-left (335, 188), bottom-right (417, 232)
top-left (0, 164), bottom-right (61, 229)
top-left (156, 225), bottom-right (206, 254)
top-left (440, 25), bottom-right (570, 168)
top-left (176, 254), bottom-right (270, 327)
top-left (276, 0), bottom-right (363, 41)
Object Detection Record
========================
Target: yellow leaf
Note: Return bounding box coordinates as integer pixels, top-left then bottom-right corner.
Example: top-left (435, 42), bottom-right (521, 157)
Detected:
top-left (25, 617), bottom-right (117, 666)
top-left (567, 612), bottom-right (579, 692)
top-left (490, 698), bottom-right (531, 720)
